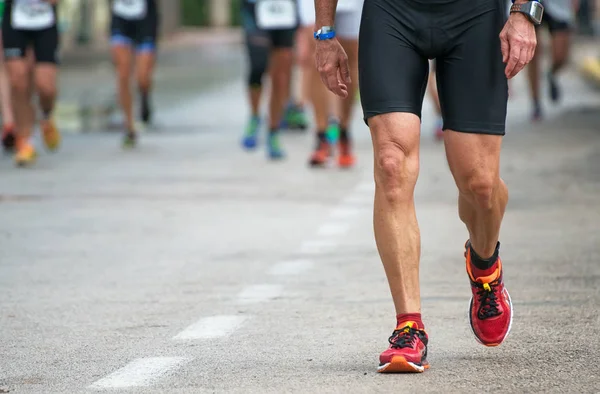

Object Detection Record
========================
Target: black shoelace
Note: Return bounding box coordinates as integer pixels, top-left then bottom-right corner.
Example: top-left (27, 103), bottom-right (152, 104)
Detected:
top-left (388, 326), bottom-right (421, 349)
top-left (476, 281), bottom-right (501, 319)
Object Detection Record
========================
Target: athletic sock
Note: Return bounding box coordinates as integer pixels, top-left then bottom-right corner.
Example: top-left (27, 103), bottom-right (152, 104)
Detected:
top-left (339, 128), bottom-right (349, 142)
top-left (469, 242), bottom-right (500, 275)
top-left (317, 130), bottom-right (327, 143)
top-left (396, 313), bottom-right (424, 330)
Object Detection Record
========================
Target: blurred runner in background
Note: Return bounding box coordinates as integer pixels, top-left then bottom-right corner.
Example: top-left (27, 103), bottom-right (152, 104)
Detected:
top-left (300, 0), bottom-right (362, 168)
top-left (0, 0), bottom-right (15, 152)
top-left (110, 0), bottom-right (160, 148)
top-left (527, 0), bottom-right (576, 121)
top-left (280, 26), bottom-right (309, 132)
top-left (2, 0), bottom-right (60, 166)
top-left (240, 0), bottom-right (296, 160)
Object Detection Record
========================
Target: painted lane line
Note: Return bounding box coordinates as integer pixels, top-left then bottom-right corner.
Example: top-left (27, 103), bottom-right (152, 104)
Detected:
top-left (237, 284), bottom-right (283, 304)
top-left (298, 239), bottom-right (338, 255)
top-left (316, 222), bottom-right (349, 237)
top-left (268, 259), bottom-right (314, 276)
top-left (89, 357), bottom-right (190, 389)
top-left (173, 315), bottom-right (247, 340)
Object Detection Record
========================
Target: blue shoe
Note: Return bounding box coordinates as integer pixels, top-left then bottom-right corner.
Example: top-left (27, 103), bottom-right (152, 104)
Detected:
top-left (267, 131), bottom-right (285, 160)
top-left (242, 116), bottom-right (260, 150)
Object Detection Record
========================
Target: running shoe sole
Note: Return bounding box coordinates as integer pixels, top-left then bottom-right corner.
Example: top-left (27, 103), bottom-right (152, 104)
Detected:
top-left (378, 356), bottom-right (429, 373)
top-left (467, 288), bottom-right (513, 347)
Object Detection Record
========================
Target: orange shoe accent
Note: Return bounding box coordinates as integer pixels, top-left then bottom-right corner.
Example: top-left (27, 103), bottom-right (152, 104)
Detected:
top-left (41, 118), bottom-right (61, 151)
top-left (338, 140), bottom-right (355, 168)
top-left (378, 355), bottom-right (430, 373)
top-left (14, 142), bottom-right (36, 166)
top-left (309, 141), bottom-right (331, 167)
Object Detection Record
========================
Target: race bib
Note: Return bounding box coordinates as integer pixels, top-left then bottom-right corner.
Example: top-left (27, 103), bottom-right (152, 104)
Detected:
top-left (256, 0), bottom-right (296, 30)
top-left (12, 0), bottom-right (54, 30)
top-left (337, 0), bottom-right (360, 12)
top-left (112, 0), bottom-right (147, 20)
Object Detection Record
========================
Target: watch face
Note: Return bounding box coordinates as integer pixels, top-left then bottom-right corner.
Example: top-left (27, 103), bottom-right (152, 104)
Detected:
top-left (530, 2), bottom-right (544, 23)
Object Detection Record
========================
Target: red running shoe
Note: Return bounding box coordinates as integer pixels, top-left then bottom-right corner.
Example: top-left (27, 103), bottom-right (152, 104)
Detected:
top-left (465, 241), bottom-right (513, 346)
top-left (309, 140), bottom-right (332, 167)
top-left (337, 139), bottom-right (355, 168)
top-left (378, 321), bottom-right (429, 373)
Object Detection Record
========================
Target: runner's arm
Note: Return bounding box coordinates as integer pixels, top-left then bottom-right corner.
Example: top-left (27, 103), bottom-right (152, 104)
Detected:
top-left (314, 0), bottom-right (338, 27)
top-left (314, 0), bottom-right (351, 98)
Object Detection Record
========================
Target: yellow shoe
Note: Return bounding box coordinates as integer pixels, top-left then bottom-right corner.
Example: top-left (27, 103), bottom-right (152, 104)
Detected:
top-left (41, 118), bottom-right (61, 151)
top-left (14, 143), bottom-right (37, 167)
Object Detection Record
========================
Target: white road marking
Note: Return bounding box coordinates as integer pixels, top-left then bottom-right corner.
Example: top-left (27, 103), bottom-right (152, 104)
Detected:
top-left (237, 284), bottom-right (283, 304)
top-left (172, 315), bottom-right (247, 340)
top-left (89, 357), bottom-right (190, 389)
top-left (316, 222), bottom-right (349, 237)
top-left (299, 239), bottom-right (338, 255)
top-left (268, 259), bottom-right (314, 276)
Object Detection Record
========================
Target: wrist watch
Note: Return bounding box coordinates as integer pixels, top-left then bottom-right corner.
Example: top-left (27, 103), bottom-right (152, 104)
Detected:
top-left (510, 1), bottom-right (544, 25)
top-left (314, 26), bottom-right (336, 40)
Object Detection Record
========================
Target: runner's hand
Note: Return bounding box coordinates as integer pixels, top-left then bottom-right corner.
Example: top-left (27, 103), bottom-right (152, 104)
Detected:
top-left (315, 38), bottom-right (351, 98)
top-left (499, 12), bottom-right (537, 79)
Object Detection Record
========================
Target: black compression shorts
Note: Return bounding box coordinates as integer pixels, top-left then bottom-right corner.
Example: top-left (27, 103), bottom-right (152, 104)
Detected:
top-left (540, 12), bottom-right (571, 34)
top-left (110, 0), bottom-right (159, 52)
top-left (2, 0), bottom-right (59, 64)
top-left (359, 0), bottom-right (508, 135)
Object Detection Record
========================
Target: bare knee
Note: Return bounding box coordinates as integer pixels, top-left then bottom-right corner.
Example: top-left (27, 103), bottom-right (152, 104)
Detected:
top-left (272, 49), bottom-right (293, 71)
top-left (370, 115), bottom-right (420, 205)
top-left (459, 171), bottom-right (497, 210)
top-left (9, 71), bottom-right (29, 96)
top-left (36, 81), bottom-right (56, 100)
top-left (117, 69), bottom-right (130, 89)
top-left (373, 141), bottom-right (419, 205)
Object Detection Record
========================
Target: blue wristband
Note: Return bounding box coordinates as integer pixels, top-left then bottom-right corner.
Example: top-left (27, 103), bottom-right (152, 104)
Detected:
top-left (314, 29), bottom-right (336, 40)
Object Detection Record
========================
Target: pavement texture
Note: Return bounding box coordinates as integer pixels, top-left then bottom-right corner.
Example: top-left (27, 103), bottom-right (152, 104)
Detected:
top-left (0, 33), bottom-right (600, 393)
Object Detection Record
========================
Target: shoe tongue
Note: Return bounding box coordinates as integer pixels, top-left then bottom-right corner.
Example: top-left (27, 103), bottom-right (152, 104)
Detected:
top-left (474, 268), bottom-right (500, 284)
top-left (396, 321), bottom-right (419, 330)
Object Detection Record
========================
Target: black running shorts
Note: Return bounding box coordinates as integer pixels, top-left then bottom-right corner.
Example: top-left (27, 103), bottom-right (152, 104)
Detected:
top-left (359, 0), bottom-right (508, 135)
top-left (2, 0), bottom-right (59, 64)
top-left (541, 12), bottom-right (571, 34)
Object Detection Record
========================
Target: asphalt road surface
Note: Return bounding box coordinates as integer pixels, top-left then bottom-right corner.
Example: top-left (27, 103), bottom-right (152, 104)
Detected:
top-left (1, 50), bottom-right (599, 393)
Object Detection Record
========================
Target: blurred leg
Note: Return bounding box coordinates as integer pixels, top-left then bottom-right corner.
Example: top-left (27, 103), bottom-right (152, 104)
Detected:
top-left (6, 59), bottom-right (34, 144)
top-left (135, 49), bottom-right (156, 123)
top-left (112, 44), bottom-right (135, 132)
top-left (0, 31), bottom-right (14, 128)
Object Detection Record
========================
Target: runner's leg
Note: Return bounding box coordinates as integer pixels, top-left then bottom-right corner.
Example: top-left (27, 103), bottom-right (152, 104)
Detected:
top-left (135, 48), bottom-right (156, 124)
top-left (526, 27), bottom-right (542, 120)
top-left (0, 27), bottom-right (15, 150)
top-left (437, 1), bottom-right (512, 347)
top-left (548, 23), bottom-right (571, 103)
top-left (241, 1), bottom-right (269, 149)
top-left (33, 26), bottom-right (60, 151)
top-left (266, 29), bottom-right (295, 159)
